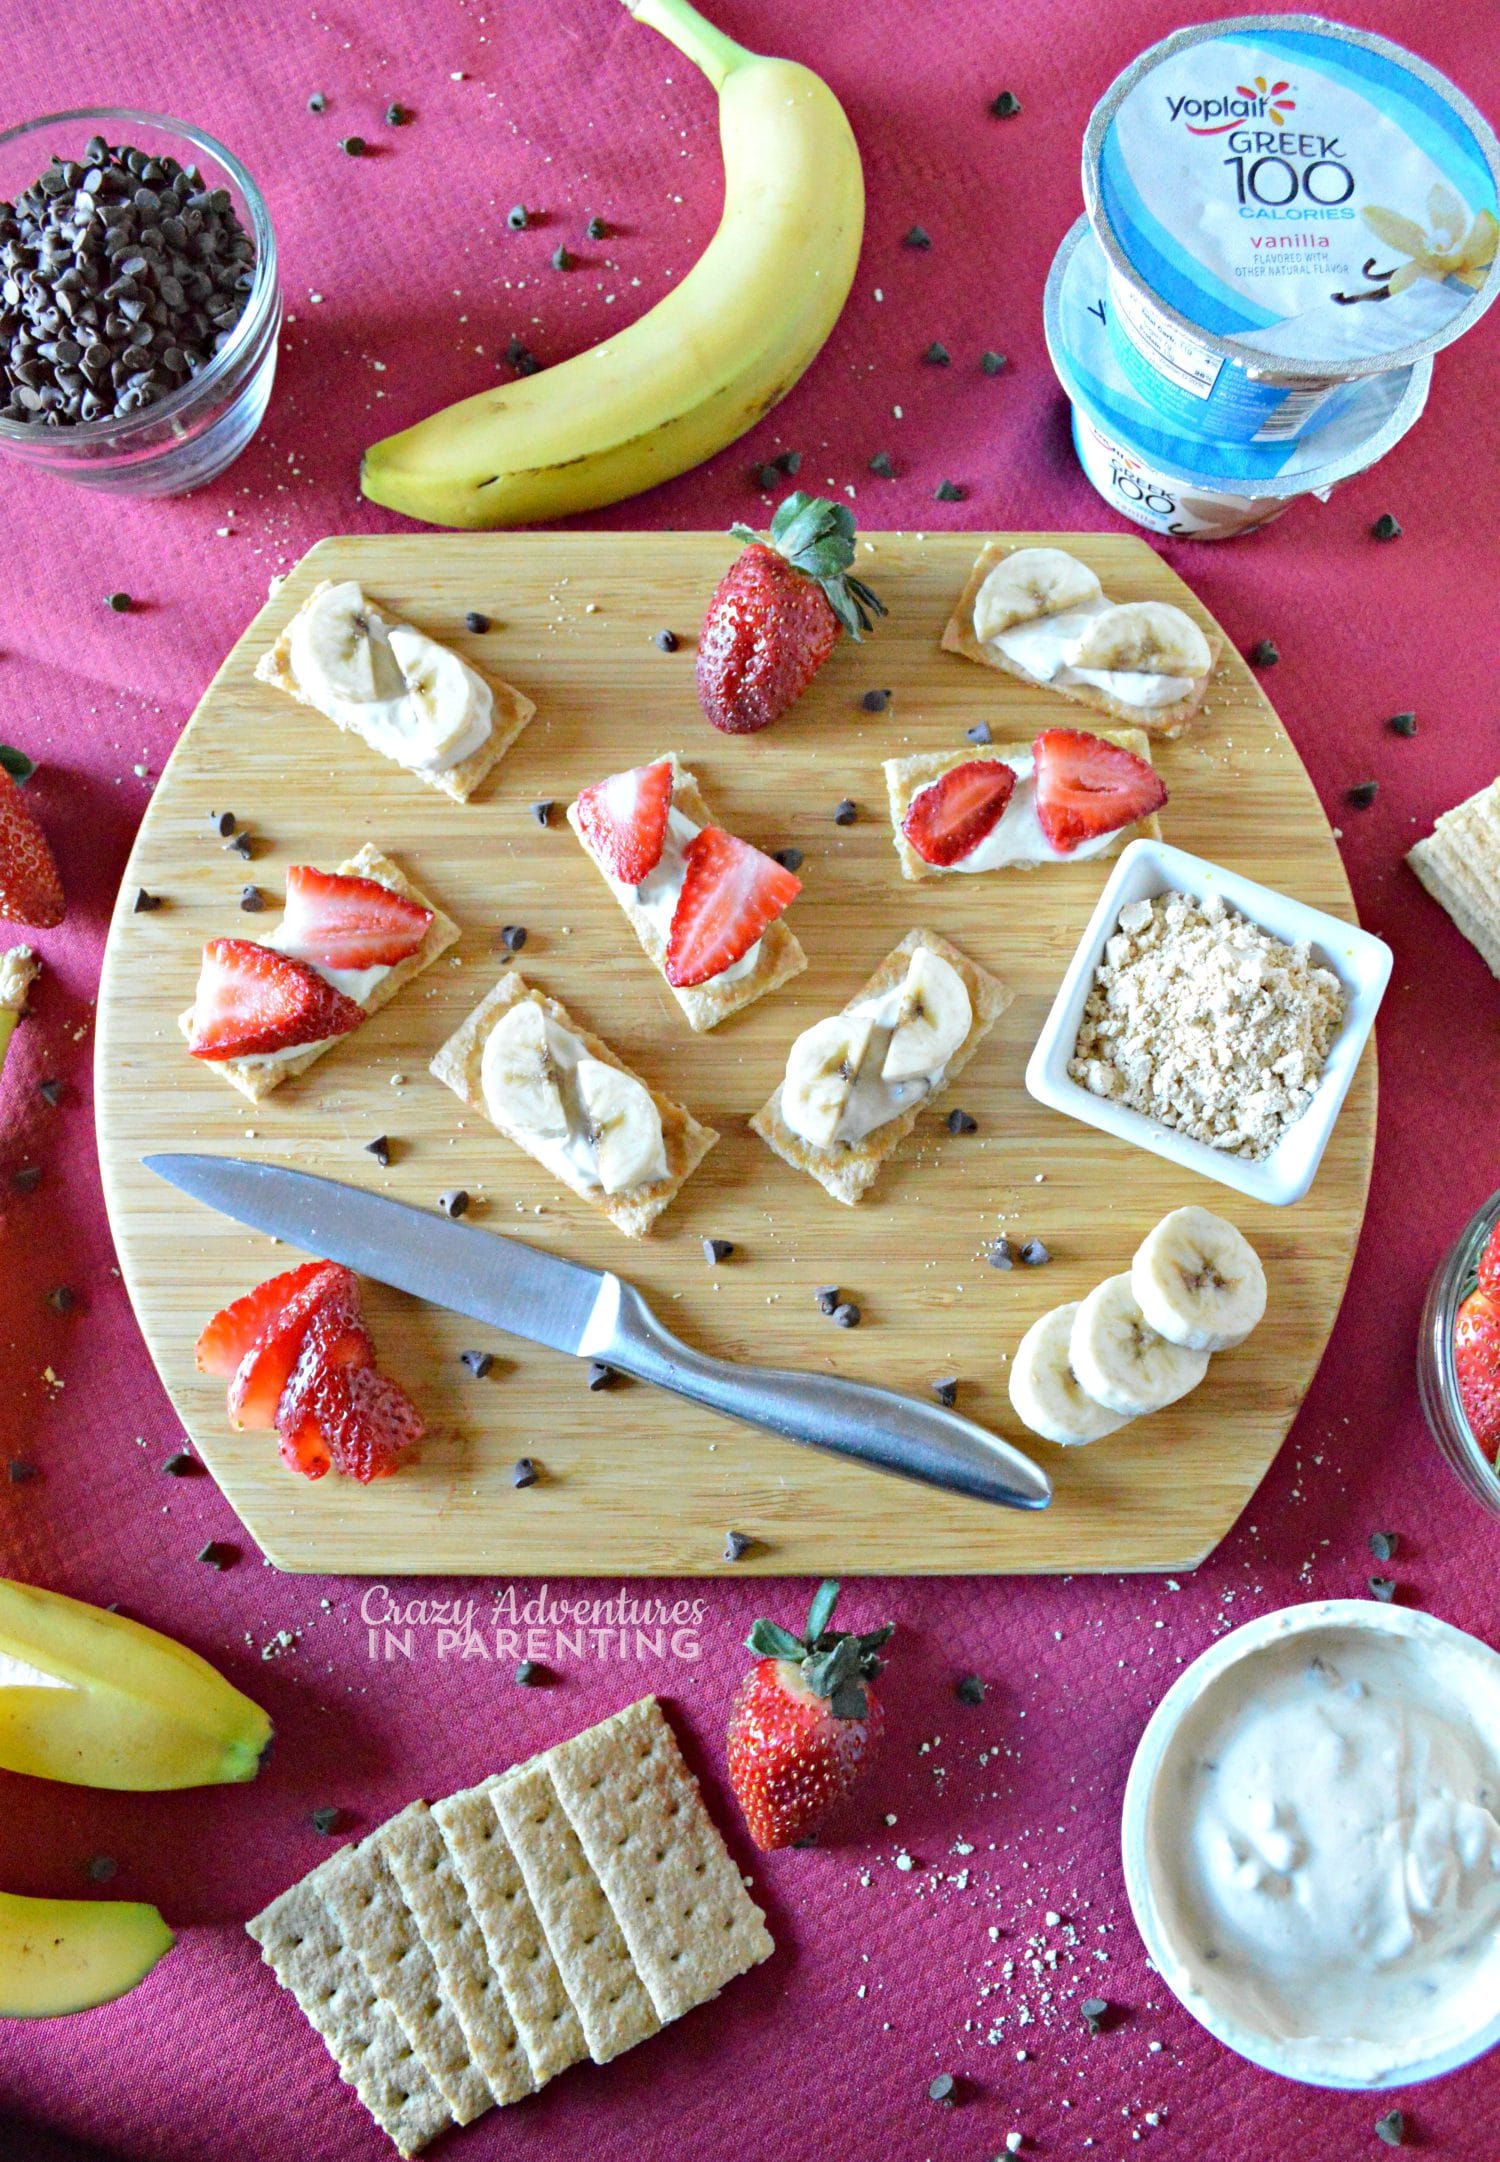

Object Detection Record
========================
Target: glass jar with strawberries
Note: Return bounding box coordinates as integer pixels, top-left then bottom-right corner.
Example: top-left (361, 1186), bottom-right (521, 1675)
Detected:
top-left (1420, 1191), bottom-right (1500, 1515)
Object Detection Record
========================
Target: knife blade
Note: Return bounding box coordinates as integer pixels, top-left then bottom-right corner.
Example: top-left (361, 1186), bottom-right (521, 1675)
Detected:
top-left (146, 1154), bottom-right (1051, 1512)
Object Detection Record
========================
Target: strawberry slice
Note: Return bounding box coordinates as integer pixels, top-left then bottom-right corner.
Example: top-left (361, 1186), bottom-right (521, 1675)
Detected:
top-left (1476, 1221), bottom-right (1500, 1303)
top-left (186, 939), bottom-right (365, 1061)
top-left (575, 759), bottom-right (674, 886)
top-left (227, 1262), bottom-right (361, 1431)
top-left (0, 767), bottom-right (64, 929)
top-left (1032, 729), bottom-right (1168, 856)
top-left (195, 1259), bottom-right (329, 1379)
top-left (277, 1308), bottom-right (422, 1483)
top-left (665, 826), bottom-right (801, 988)
top-left (278, 866), bottom-right (434, 971)
top-left (901, 759), bottom-right (1016, 866)
top-left (1457, 1287), bottom-right (1500, 1457)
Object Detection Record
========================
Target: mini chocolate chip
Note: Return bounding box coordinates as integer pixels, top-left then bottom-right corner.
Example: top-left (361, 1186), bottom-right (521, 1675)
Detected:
top-left (1080, 1997), bottom-right (1110, 2031)
top-left (229, 831), bottom-right (253, 858)
top-left (922, 340), bottom-right (950, 365)
top-left (771, 848), bottom-right (804, 872)
top-left (815, 1286), bottom-right (840, 1314)
top-left (12, 1166), bottom-right (42, 1193)
top-left (439, 1189), bottom-right (469, 1218)
top-left (934, 479), bottom-right (967, 502)
top-left (133, 887), bottom-right (162, 912)
top-left (511, 1456), bottom-right (538, 1488)
top-left (213, 810), bottom-right (237, 836)
top-left (507, 343), bottom-right (540, 376)
top-left (861, 688), bottom-right (890, 712)
top-left (1388, 710), bottom-right (1417, 737)
top-left (514, 1659), bottom-right (543, 1685)
top-left (162, 1451), bottom-right (200, 1477)
top-left (587, 1361), bottom-right (614, 1390)
top-left (507, 204), bottom-right (530, 230)
top-left (868, 451), bottom-right (895, 477)
top-left (932, 1377), bottom-right (958, 1407)
top-left (106, 591), bottom-right (132, 613)
top-left (529, 799), bottom-right (554, 826)
top-left (703, 1238), bottom-right (734, 1264)
top-left (196, 1540), bottom-right (235, 1570)
top-left (460, 1350), bottom-right (494, 1379)
top-left (340, 136), bottom-right (366, 157)
top-left (585, 215), bottom-right (607, 240)
top-left (946, 1109), bottom-right (977, 1135)
top-left (1369, 1530), bottom-right (1399, 1562)
top-left (777, 450), bottom-right (803, 475)
top-left (928, 2074), bottom-right (956, 2104)
top-left (1347, 781), bottom-right (1378, 808)
top-left (45, 1285), bottom-right (75, 1313)
top-left (8, 1459), bottom-right (38, 1484)
top-left (723, 1529), bottom-right (753, 1562)
top-left (980, 350), bottom-right (1007, 375)
top-left (464, 610), bottom-right (490, 633)
top-left (1248, 639), bottom-right (1279, 667)
top-left (1375, 2110), bottom-right (1406, 2148)
top-left (500, 924), bottom-right (527, 952)
top-left (966, 721), bottom-right (992, 744)
top-left (903, 224), bottom-right (931, 249)
top-left (832, 1301), bottom-right (861, 1329)
top-left (1371, 512), bottom-right (1401, 540)
top-left (38, 1078), bottom-right (63, 1107)
top-left (311, 1805), bottom-right (345, 1835)
top-left (955, 1673), bottom-right (986, 1704)
top-left (385, 103), bottom-right (411, 126)
top-left (551, 244), bottom-right (574, 271)
top-left (654, 628), bottom-right (679, 652)
top-left (990, 89), bottom-right (1022, 116)
top-left (307, 92), bottom-right (327, 113)
top-left (833, 798), bottom-right (857, 826)
top-left (239, 884), bottom-right (264, 912)
top-left (1019, 1238), bottom-right (1051, 1267)
top-left (1368, 1576), bottom-right (1397, 1602)
top-left (364, 1135), bottom-right (391, 1167)
top-left (86, 1854), bottom-right (118, 1883)
top-left (754, 461), bottom-right (781, 489)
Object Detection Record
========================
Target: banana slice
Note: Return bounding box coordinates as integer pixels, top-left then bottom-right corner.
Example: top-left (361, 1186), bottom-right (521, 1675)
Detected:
top-left (576, 1057), bottom-right (668, 1194)
top-left (1132, 1207), bottom-right (1267, 1353)
top-left (387, 624), bottom-right (489, 764)
top-left (1008, 1303), bottom-right (1131, 1447)
top-left (972, 547), bottom-right (1103, 641)
top-left (288, 580), bottom-right (406, 706)
top-left (1070, 600), bottom-right (1211, 679)
top-left (881, 948), bottom-right (971, 1084)
top-left (782, 1012), bottom-right (875, 1148)
top-left (1069, 1273), bottom-right (1209, 1419)
top-left (480, 1001), bottom-right (568, 1139)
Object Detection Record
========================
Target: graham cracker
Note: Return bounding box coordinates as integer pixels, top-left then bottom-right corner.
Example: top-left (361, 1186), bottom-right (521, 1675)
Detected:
top-left (491, 1759), bottom-right (660, 2065)
top-left (254, 578), bottom-right (535, 802)
top-left (179, 843), bottom-right (460, 1103)
top-left (751, 929), bottom-right (1012, 1205)
top-left (1409, 840), bottom-right (1500, 977)
top-left (314, 1840), bottom-right (493, 2126)
top-left (546, 1696), bottom-right (773, 2025)
top-left (566, 752), bottom-right (807, 1030)
top-left (882, 732), bottom-right (1164, 881)
top-left (432, 1777), bottom-right (587, 2087)
top-left (376, 1800), bottom-right (534, 2109)
top-left (428, 969), bottom-right (717, 1238)
top-left (245, 1878), bottom-right (451, 2158)
top-left (940, 540), bottom-right (1219, 739)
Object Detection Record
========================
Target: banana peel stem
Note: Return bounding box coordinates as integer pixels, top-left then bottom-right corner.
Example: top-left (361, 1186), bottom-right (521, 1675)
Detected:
top-left (0, 1008), bottom-right (16, 1076)
top-left (624, 0), bottom-right (752, 87)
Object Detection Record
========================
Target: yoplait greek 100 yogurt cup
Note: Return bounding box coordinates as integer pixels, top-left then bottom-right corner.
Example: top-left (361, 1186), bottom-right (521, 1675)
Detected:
top-left (1081, 15), bottom-right (1498, 446)
top-left (1045, 218), bottom-right (1430, 539)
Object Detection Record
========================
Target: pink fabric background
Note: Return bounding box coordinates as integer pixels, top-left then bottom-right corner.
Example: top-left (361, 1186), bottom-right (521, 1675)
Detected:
top-left (2, 1), bottom-right (1498, 2156)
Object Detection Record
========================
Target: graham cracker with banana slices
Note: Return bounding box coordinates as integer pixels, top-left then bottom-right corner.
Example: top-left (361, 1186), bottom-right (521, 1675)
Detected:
top-left (566, 751), bottom-right (807, 1030)
top-left (752, 929), bottom-right (1011, 1206)
top-left (882, 732), bottom-right (1164, 882)
top-left (941, 540), bottom-right (1220, 739)
top-left (179, 844), bottom-right (459, 1103)
top-left (429, 969), bottom-right (717, 1237)
top-left (1408, 776), bottom-right (1500, 978)
top-left (254, 579), bottom-right (535, 803)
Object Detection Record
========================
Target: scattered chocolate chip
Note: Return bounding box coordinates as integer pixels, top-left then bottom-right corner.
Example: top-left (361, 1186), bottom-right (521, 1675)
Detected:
top-left (500, 924), bottom-right (527, 952)
top-left (365, 1135), bottom-right (391, 1168)
top-left (45, 1285), bottom-right (75, 1314)
top-left (460, 1350), bottom-right (494, 1379)
top-left (771, 847), bottom-right (804, 872)
top-left (1368, 1576), bottom-right (1397, 1602)
top-left (229, 831), bottom-right (254, 858)
top-left (1248, 638), bottom-right (1280, 667)
top-left (654, 628), bottom-right (679, 652)
top-left (106, 591), bottom-right (133, 613)
top-left (928, 2073), bottom-right (956, 2105)
top-left (511, 1456), bottom-right (539, 1488)
top-left (1347, 781), bottom-right (1379, 808)
top-left (239, 884), bottom-right (265, 912)
top-left (311, 1805), bottom-right (345, 1835)
top-left (514, 1659), bottom-right (543, 1685)
top-left (385, 103), bottom-right (411, 127)
top-left (585, 215), bottom-right (607, 241)
top-left (955, 1673), bottom-right (987, 1704)
top-left (832, 1301), bottom-right (861, 1329)
top-left (213, 809), bottom-right (237, 836)
top-left (903, 224), bottom-right (931, 250)
top-left (506, 204), bottom-right (530, 230)
top-left (551, 244), bottom-right (574, 271)
top-left (1388, 710), bottom-right (1417, 737)
top-left (1080, 1997), bottom-right (1111, 2033)
top-left (1371, 512), bottom-right (1402, 540)
top-left (703, 1238), bottom-right (734, 1264)
top-left (8, 1459), bottom-right (38, 1484)
top-left (529, 799), bottom-right (554, 826)
top-left (723, 1529), bottom-right (753, 1562)
top-left (934, 479), bottom-right (967, 502)
top-left (1375, 2110), bottom-right (1405, 2148)
top-left (868, 450), bottom-right (895, 478)
top-left (38, 1078), bottom-right (63, 1108)
top-left (507, 341), bottom-right (539, 376)
top-left (307, 92), bottom-right (327, 113)
top-left (753, 461), bottom-right (781, 489)
top-left (980, 350), bottom-right (1008, 375)
top-left (966, 721), bottom-right (992, 744)
top-left (86, 1854), bottom-right (118, 1883)
top-left (922, 340), bottom-right (950, 365)
top-left (860, 688), bottom-right (892, 715)
top-left (815, 1286), bottom-right (840, 1315)
top-left (1369, 1530), bottom-right (1400, 1562)
top-left (133, 888), bottom-right (162, 913)
top-left (340, 135), bottom-right (366, 157)
top-left (438, 1189), bottom-right (469, 1218)
top-left (777, 450), bottom-right (803, 475)
top-left (932, 1377), bottom-right (958, 1407)
top-left (987, 1236), bottom-right (1015, 1269)
top-left (12, 1165), bottom-right (42, 1194)
top-left (162, 1451), bottom-right (200, 1477)
top-left (1019, 1238), bottom-right (1051, 1267)
top-left (990, 89), bottom-right (1022, 117)
top-left (946, 1109), bottom-right (977, 1135)
top-left (587, 1361), bottom-right (614, 1390)
top-left (464, 610), bottom-right (490, 634)
top-left (196, 1540), bottom-right (235, 1570)
top-left (833, 798), bottom-right (857, 826)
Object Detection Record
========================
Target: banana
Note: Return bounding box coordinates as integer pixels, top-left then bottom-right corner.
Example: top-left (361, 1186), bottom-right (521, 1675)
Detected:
top-left (972, 547), bottom-right (1103, 641)
top-left (782, 1011), bottom-right (875, 1147)
top-left (1008, 1303), bottom-right (1130, 1448)
top-left (1132, 1207), bottom-right (1267, 1353)
top-left (0, 1888), bottom-right (174, 2018)
top-left (881, 948), bottom-right (971, 1084)
top-left (480, 1001), bottom-right (569, 1138)
top-left (387, 625), bottom-right (490, 762)
top-left (360, 0), bottom-right (864, 528)
top-left (0, 1576), bottom-right (271, 1790)
top-left (1068, 1274), bottom-right (1210, 1420)
top-left (576, 1057), bottom-right (668, 1193)
top-left (288, 581), bottom-right (405, 707)
top-left (1071, 600), bottom-right (1211, 678)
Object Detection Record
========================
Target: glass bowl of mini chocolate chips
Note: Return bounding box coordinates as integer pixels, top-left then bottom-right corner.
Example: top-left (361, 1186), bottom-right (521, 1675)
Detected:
top-left (0, 109), bottom-right (279, 494)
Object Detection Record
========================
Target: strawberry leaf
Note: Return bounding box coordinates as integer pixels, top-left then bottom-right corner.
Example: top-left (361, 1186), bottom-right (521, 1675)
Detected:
top-left (746, 1618), bottom-right (805, 1661)
top-left (805, 1578), bottom-right (841, 1639)
top-left (0, 746), bottom-right (36, 784)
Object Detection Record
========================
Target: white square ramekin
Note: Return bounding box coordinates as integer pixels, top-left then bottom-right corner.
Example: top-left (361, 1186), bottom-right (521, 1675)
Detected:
top-left (1023, 838), bottom-right (1391, 1208)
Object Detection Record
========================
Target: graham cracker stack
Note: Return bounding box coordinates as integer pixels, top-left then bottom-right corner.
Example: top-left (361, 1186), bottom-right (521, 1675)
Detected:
top-left (1408, 777), bottom-right (1500, 978)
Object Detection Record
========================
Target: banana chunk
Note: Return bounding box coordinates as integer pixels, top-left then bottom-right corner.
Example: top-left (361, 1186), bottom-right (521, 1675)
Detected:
top-left (1069, 1272), bottom-right (1209, 1419)
top-left (973, 547), bottom-right (1103, 642)
top-left (1070, 600), bottom-right (1211, 679)
top-left (881, 947), bottom-right (971, 1084)
top-left (1132, 1206), bottom-right (1267, 1353)
top-left (289, 580), bottom-right (406, 706)
top-left (783, 1012), bottom-right (875, 1149)
top-left (387, 623), bottom-right (491, 765)
top-left (1009, 1303), bottom-right (1130, 1447)
top-left (576, 1057), bottom-right (668, 1194)
top-left (480, 999), bottom-right (568, 1139)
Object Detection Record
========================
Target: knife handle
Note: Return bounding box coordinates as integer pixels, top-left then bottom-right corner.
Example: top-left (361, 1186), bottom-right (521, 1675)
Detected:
top-left (589, 1279), bottom-right (1051, 1512)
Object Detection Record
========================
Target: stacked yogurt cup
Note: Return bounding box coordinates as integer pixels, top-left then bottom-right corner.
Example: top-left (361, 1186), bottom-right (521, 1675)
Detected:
top-left (1049, 15), bottom-right (1499, 538)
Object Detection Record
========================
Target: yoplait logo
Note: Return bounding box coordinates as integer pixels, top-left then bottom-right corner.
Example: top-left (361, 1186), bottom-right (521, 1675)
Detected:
top-left (1166, 75), bottom-right (1296, 135)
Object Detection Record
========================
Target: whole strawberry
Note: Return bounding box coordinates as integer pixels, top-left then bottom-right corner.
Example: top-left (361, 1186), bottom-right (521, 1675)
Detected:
top-left (726, 1578), bottom-right (893, 1851)
top-left (1457, 1286), bottom-right (1500, 1458)
top-left (0, 758), bottom-right (63, 928)
top-left (697, 493), bottom-right (885, 734)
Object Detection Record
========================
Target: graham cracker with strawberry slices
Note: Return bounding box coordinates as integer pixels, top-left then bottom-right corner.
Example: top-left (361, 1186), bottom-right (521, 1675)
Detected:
top-left (882, 732), bottom-right (1164, 882)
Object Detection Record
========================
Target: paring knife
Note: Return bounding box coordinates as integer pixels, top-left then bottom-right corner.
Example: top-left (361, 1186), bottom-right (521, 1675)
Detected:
top-left (145, 1154), bottom-right (1051, 1512)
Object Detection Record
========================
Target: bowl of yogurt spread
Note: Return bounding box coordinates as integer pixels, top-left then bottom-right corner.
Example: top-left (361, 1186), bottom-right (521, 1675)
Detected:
top-left (1082, 16), bottom-right (1499, 445)
top-left (1123, 1600), bottom-right (1500, 2087)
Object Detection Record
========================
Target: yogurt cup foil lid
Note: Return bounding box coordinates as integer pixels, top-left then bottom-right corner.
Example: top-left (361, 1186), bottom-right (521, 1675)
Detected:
top-left (1082, 14), bottom-right (1500, 383)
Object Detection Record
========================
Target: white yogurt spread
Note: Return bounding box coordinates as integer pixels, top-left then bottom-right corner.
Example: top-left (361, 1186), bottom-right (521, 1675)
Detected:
top-left (908, 753), bottom-right (1122, 869)
top-left (288, 591), bottom-right (494, 781)
top-left (986, 604), bottom-right (1193, 711)
top-left (480, 1012), bottom-right (666, 1193)
top-left (603, 805), bottom-right (761, 987)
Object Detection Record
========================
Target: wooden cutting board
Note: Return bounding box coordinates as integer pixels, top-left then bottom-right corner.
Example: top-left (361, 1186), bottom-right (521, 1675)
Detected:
top-left (95, 532), bottom-right (1373, 1577)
